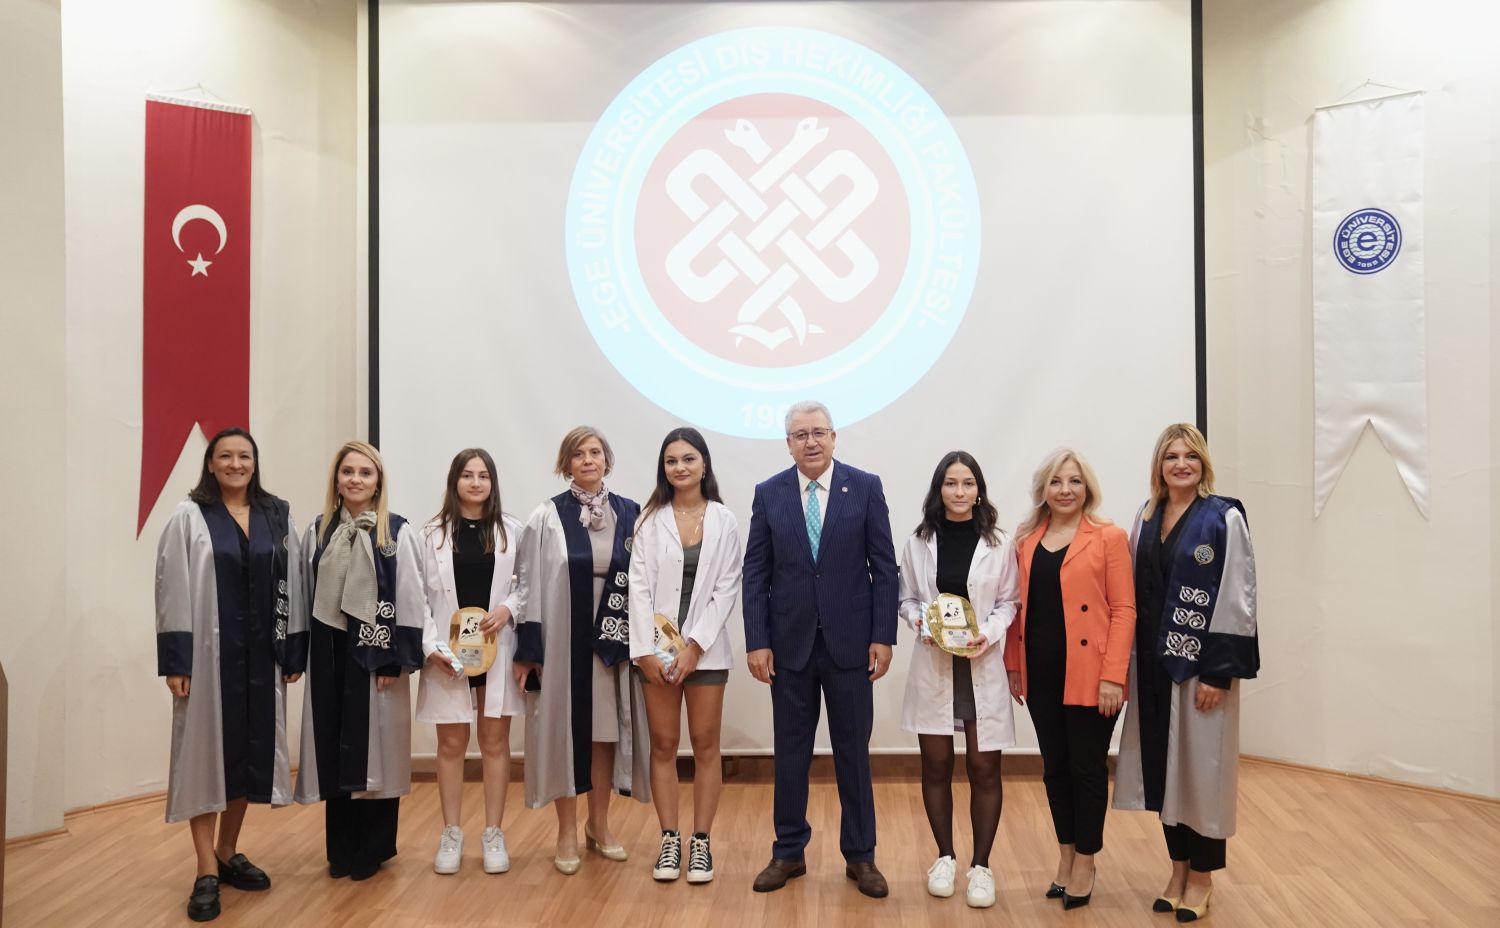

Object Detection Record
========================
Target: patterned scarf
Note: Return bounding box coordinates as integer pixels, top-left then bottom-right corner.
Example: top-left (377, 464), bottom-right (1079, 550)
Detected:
top-left (312, 507), bottom-right (378, 630)
top-left (570, 481), bottom-right (610, 531)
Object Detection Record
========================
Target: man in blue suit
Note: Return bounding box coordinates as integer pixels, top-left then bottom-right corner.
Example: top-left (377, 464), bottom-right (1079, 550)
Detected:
top-left (743, 400), bottom-right (899, 898)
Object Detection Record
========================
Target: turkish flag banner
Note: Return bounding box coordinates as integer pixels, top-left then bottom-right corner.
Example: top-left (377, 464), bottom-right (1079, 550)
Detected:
top-left (139, 96), bottom-right (251, 535)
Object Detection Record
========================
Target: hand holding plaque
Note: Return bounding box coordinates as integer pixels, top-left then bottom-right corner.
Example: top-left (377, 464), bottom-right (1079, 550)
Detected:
top-left (448, 606), bottom-right (497, 676)
top-left (652, 612), bottom-right (689, 668)
top-left (925, 593), bottom-right (983, 657)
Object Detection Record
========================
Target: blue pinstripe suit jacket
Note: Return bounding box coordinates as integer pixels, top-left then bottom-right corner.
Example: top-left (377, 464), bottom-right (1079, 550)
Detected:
top-left (742, 461), bottom-right (900, 672)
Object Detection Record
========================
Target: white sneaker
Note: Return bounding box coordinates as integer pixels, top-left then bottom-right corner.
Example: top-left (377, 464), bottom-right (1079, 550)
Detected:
top-left (481, 826), bottom-right (510, 874)
top-left (966, 864), bottom-right (996, 908)
top-left (926, 855), bottom-right (957, 897)
top-left (433, 825), bottom-right (463, 874)
top-left (652, 830), bottom-right (682, 881)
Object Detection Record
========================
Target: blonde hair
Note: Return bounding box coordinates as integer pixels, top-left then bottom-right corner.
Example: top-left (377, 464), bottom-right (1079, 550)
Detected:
top-left (321, 440), bottom-right (392, 549)
top-left (1142, 423), bottom-right (1215, 520)
top-left (1016, 447), bottom-right (1110, 538)
top-left (553, 425), bottom-right (615, 480)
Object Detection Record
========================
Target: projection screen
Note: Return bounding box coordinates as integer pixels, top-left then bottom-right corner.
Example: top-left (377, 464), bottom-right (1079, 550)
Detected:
top-left (377, 0), bottom-right (1197, 754)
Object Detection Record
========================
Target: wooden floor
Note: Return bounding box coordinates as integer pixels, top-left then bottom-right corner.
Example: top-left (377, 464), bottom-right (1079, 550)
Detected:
top-left (6, 759), bottom-right (1498, 927)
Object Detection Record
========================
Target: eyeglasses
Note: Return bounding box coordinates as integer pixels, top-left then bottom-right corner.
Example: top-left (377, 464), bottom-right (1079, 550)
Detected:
top-left (787, 428), bottom-right (833, 444)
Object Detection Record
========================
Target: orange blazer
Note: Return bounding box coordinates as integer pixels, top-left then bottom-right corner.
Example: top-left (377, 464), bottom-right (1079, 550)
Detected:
top-left (1003, 516), bottom-right (1135, 706)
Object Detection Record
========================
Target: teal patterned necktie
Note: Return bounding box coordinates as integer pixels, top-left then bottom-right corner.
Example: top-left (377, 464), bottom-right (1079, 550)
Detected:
top-left (805, 480), bottom-right (822, 557)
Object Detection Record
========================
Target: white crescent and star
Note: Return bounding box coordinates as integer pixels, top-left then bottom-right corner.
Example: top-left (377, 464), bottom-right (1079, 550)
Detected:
top-left (171, 204), bottom-right (227, 277)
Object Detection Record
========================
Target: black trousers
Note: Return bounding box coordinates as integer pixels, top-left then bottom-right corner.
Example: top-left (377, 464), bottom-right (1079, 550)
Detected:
top-left (1164, 822), bottom-right (1225, 872)
top-left (1026, 650), bottom-right (1118, 855)
top-left (325, 793), bottom-right (399, 874)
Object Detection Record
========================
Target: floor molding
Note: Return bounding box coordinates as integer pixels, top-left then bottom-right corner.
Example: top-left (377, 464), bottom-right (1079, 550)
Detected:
top-left (1240, 753), bottom-right (1499, 805)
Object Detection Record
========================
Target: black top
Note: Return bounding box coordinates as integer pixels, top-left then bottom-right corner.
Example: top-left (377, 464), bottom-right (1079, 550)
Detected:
top-left (936, 518), bottom-right (981, 597)
top-left (452, 519), bottom-right (496, 610)
top-left (1136, 498), bottom-right (1230, 690)
top-left (1026, 543), bottom-right (1069, 659)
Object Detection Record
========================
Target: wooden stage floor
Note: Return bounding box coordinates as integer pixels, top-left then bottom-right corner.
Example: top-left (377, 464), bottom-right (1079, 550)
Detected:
top-left (6, 759), bottom-right (1497, 927)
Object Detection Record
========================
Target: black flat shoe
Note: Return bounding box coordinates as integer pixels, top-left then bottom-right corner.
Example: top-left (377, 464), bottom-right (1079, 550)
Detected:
top-left (1046, 882), bottom-right (1066, 899)
top-left (349, 860), bottom-right (382, 881)
top-left (328, 861), bottom-right (351, 879)
top-left (217, 853), bottom-right (271, 891)
top-left (187, 875), bottom-right (221, 922)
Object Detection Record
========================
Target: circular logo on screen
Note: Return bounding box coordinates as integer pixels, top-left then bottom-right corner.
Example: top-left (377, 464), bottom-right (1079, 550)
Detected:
top-left (565, 27), bottom-right (980, 439)
top-left (1333, 208), bottom-right (1401, 275)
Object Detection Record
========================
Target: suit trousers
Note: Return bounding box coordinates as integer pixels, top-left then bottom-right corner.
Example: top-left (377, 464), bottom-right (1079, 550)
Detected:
top-left (769, 629), bottom-right (876, 863)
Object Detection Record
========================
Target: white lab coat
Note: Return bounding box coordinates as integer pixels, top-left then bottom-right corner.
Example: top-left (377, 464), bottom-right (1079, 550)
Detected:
top-left (897, 528), bottom-right (1021, 752)
top-left (627, 502), bottom-right (743, 671)
top-left (414, 515), bottom-right (526, 723)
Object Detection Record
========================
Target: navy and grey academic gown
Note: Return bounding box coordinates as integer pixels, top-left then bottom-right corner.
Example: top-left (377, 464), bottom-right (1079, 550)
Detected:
top-left (513, 493), bottom-right (651, 809)
top-left (1114, 495), bottom-right (1259, 839)
top-left (155, 498), bottom-right (306, 823)
top-left (294, 515), bottom-right (425, 802)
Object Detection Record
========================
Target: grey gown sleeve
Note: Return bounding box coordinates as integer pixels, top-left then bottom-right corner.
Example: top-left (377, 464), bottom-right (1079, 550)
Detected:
top-left (155, 505), bottom-right (197, 677)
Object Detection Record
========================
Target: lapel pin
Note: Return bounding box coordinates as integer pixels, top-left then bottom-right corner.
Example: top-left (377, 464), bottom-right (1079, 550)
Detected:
top-left (841, 486), bottom-right (848, 493)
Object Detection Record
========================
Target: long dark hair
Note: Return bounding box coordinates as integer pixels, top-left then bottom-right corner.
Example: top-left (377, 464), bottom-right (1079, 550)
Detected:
top-left (915, 450), bottom-right (1001, 545)
top-left (640, 427), bottom-right (722, 523)
top-left (431, 447), bottom-right (507, 553)
top-left (189, 427), bottom-right (275, 508)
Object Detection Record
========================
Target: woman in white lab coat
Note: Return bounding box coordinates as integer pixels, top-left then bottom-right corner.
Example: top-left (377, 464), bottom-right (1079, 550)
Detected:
top-left (628, 427), bottom-right (743, 885)
top-left (414, 448), bottom-right (525, 876)
top-left (897, 450), bottom-right (1020, 909)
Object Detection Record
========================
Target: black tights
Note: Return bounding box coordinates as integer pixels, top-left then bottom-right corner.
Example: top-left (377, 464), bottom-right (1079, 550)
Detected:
top-left (918, 724), bottom-right (1003, 867)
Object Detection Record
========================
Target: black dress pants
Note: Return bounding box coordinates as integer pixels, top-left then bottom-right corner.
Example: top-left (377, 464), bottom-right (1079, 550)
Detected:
top-left (1164, 822), bottom-right (1225, 872)
top-left (1026, 650), bottom-right (1118, 855)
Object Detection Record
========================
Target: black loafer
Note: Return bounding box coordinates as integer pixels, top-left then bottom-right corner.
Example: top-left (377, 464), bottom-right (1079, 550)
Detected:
top-left (187, 875), bottom-right (221, 922)
top-left (217, 852), bottom-right (271, 891)
top-left (349, 860), bottom-right (382, 881)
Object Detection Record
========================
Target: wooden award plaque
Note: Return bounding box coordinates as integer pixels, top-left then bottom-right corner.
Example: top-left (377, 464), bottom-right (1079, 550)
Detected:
top-left (448, 606), bottom-right (497, 676)
top-left (925, 593), bottom-right (983, 657)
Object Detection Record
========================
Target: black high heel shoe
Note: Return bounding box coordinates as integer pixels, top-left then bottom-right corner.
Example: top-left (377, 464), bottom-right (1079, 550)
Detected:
top-left (1046, 882), bottom-right (1066, 899)
top-left (1062, 870), bottom-right (1096, 910)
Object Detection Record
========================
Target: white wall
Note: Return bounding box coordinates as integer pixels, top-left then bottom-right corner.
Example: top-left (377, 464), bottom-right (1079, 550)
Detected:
top-left (0, 0), bottom-right (68, 840)
top-left (1203, 0), bottom-right (1497, 796)
top-left (54, 0), bottom-right (360, 820)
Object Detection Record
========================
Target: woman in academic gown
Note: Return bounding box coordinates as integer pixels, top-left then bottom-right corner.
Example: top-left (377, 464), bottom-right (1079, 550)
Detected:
top-left (294, 440), bottom-right (425, 881)
top-left (897, 451), bottom-right (1019, 909)
top-left (1004, 448), bottom-right (1135, 910)
top-left (414, 448), bottom-right (525, 876)
top-left (1114, 423), bottom-right (1259, 922)
top-left (627, 428), bottom-right (742, 885)
top-left (513, 425), bottom-right (651, 874)
top-left (155, 427), bottom-right (305, 923)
